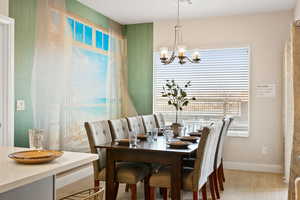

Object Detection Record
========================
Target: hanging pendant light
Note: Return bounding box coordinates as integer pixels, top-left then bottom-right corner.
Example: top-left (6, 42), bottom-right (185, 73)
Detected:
top-left (160, 0), bottom-right (201, 65)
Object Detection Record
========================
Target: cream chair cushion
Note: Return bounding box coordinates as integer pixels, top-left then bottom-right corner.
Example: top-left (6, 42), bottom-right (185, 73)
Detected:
top-left (149, 167), bottom-right (200, 191)
top-left (142, 115), bottom-right (157, 132)
top-left (127, 116), bottom-right (145, 134)
top-left (87, 120), bottom-right (112, 170)
top-left (216, 118), bottom-right (232, 168)
top-left (109, 118), bottom-right (130, 140)
top-left (154, 113), bottom-right (166, 128)
top-left (99, 162), bottom-right (150, 184)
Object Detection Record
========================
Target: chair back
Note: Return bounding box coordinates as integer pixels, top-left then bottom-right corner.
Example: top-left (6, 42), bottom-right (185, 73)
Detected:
top-left (215, 117), bottom-right (233, 168)
top-left (108, 118), bottom-right (130, 140)
top-left (84, 120), bottom-right (112, 180)
top-left (154, 113), bottom-right (166, 128)
top-left (207, 120), bottom-right (225, 174)
top-left (191, 126), bottom-right (211, 191)
top-left (192, 120), bottom-right (225, 191)
top-left (141, 115), bottom-right (157, 132)
top-left (126, 116), bottom-right (146, 134)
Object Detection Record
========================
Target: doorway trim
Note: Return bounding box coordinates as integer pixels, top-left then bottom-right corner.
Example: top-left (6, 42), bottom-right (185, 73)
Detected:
top-left (0, 15), bottom-right (14, 146)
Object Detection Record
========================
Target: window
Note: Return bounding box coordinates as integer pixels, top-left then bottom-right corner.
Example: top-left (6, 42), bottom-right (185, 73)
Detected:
top-left (153, 47), bottom-right (250, 137)
top-left (66, 17), bottom-right (109, 51)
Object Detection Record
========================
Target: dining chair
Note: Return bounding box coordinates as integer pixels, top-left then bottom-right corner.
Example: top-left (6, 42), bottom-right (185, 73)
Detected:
top-left (84, 120), bottom-right (150, 200)
top-left (154, 113), bottom-right (166, 128)
top-left (182, 119), bottom-right (226, 199)
top-left (126, 116), bottom-right (146, 134)
top-left (141, 115), bottom-right (157, 132)
top-left (214, 117), bottom-right (233, 192)
top-left (108, 118), bottom-right (130, 140)
top-left (148, 123), bottom-right (222, 200)
top-left (202, 120), bottom-right (225, 200)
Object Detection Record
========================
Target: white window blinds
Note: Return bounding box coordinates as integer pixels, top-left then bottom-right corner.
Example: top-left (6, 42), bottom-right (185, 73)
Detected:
top-left (153, 47), bottom-right (249, 136)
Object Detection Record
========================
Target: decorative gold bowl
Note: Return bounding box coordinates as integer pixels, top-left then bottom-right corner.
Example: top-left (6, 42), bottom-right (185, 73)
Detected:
top-left (8, 150), bottom-right (63, 164)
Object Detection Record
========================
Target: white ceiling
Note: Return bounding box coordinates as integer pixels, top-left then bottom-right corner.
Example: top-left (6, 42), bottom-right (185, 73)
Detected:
top-left (79, 0), bottom-right (296, 24)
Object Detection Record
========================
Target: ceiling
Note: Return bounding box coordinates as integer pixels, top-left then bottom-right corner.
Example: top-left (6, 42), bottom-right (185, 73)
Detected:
top-left (79, 0), bottom-right (296, 24)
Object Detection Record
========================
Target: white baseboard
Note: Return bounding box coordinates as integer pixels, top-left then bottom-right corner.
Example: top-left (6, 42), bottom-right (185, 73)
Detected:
top-left (56, 165), bottom-right (93, 189)
top-left (223, 161), bottom-right (283, 174)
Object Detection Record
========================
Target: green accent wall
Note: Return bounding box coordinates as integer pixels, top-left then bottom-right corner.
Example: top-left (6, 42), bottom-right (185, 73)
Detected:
top-left (65, 0), bottom-right (110, 29)
top-left (124, 23), bottom-right (153, 115)
top-left (9, 0), bottom-right (119, 147)
top-left (10, 0), bottom-right (37, 147)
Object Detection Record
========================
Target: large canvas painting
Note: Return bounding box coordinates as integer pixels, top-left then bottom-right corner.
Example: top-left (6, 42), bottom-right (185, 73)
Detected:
top-left (31, 8), bottom-right (117, 152)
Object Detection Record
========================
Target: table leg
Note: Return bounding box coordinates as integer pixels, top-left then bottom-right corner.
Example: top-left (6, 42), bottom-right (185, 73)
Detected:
top-left (170, 155), bottom-right (182, 200)
top-left (106, 150), bottom-right (116, 200)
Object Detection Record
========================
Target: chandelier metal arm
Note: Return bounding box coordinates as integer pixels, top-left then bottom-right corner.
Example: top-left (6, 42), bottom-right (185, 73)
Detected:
top-left (159, 0), bottom-right (201, 65)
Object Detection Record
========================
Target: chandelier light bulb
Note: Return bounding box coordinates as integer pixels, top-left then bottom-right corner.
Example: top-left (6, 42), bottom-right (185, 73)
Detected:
top-left (178, 46), bottom-right (186, 57)
top-left (192, 51), bottom-right (200, 59)
top-left (160, 47), bottom-right (169, 59)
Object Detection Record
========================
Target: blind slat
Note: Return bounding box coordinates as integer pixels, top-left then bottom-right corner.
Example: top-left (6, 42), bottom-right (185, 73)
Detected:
top-left (153, 47), bottom-right (249, 115)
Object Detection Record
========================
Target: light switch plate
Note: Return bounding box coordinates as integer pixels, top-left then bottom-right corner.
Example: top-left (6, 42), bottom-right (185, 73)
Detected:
top-left (16, 100), bottom-right (25, 111)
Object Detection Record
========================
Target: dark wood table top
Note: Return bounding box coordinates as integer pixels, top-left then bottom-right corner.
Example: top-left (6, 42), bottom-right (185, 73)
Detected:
top-left (97, 136), bottom-right (199, 155)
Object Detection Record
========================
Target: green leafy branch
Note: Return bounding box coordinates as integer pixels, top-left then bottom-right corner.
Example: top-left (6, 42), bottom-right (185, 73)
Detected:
top-left (161, 80), bottom-right (196, 123)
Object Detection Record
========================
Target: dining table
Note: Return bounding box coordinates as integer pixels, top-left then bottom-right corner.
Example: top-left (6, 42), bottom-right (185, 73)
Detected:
top-left (98, 135), bottom-right (199, 200)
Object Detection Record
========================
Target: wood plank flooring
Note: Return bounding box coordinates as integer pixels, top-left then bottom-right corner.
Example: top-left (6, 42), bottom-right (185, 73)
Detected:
top-left (57, 170), bottom-right (288, 200)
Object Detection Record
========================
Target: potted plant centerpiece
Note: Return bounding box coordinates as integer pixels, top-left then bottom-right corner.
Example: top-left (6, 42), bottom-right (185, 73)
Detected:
top-left (161, 80), bottom-right (196, 137)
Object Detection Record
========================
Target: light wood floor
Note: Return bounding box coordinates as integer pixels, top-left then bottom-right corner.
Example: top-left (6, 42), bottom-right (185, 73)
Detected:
top-left (57, 170), bottom-right (288, 200)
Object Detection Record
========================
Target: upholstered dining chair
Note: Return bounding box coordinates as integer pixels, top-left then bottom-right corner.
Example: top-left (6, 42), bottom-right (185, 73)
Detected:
top-left (202, 120), bottom-right (225, 200)
top-left (182, 119), bottom-right (227, 199)
top-left (141, 115), bottom-right (157, 132)
top-left (126, 116), bottom-right (146, 134)
top-left (84, 120), bottom-right (150, 200)
top-left (154, 113), bottom-right (166, 128)
top-left (148, 122), bottom-right (223, 200)
top-left (108, 118), bottom-right (130, 140)
top-left (214, 117), bottom-right (233, 192)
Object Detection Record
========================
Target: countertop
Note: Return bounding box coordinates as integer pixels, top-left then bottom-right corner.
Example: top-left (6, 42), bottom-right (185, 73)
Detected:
top-left (0, 146), bottom-right (98, 193)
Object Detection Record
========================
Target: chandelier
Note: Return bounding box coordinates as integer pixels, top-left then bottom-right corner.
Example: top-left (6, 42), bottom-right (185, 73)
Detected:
top-left (160, 0), bottom-right (201, 65)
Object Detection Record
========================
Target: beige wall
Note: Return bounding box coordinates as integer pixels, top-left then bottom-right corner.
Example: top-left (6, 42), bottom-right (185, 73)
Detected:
top-left (154, 11), bottom-right (293, 169)
top-left (0, 0), bottom-right (9, 16)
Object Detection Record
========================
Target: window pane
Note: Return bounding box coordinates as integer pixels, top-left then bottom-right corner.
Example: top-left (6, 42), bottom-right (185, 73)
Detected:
top-left (75, 21), bottom-right (84, 42)
top-left (67, 17), bottom-right (74, 38)
top-left (103, 34), bottom-right (109, 51)
top-left (96, 30), bottom-right (103, 49)
top-left (84, 25), bottom-right (93, 46)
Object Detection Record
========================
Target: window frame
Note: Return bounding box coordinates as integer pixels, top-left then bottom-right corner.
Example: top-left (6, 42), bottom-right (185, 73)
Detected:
top-left (152, 46), bottom-right (251, 137)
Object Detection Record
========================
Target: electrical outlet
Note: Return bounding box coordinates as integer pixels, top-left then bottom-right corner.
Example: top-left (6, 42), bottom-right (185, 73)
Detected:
top-left (16, 100), bottom-right (25, 111)
top-left (262, 146), bottom-right (269, 155)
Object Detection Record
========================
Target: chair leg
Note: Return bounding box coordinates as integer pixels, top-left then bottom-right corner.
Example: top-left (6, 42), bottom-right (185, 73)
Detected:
top-left (218, 167), bottom-right (224, 191)
top-left (149, 187), bottom-right (156, 200)
top-left (209, 175), bottom-right (216, 200)
top-left (221, 160), bottom-right (225, 182)
top-left (94, 179), bottom-right (100, 187)
top-left (162, 188), bottom-right (168, 200)
top-left (113, 182), bottom-right (119, 200)
top-left (125, 184), bottom-right (129, 192)
top-left (144, 176), bottom-right (150, 200)
top-left (193, 191), bottom-right (198, 200)
top-left (201, 183), bottom-right (207, 200)
top-left (130, 184), bottom-right (137, 200)
top-left (212, 171), bottom-right (220, 199)
top-left (94, 180), bottom-right (100, 192)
